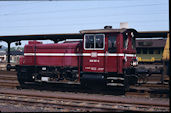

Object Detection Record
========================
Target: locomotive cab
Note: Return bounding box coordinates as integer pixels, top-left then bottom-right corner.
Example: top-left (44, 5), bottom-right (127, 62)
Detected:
top-left (80, 27), bottom-right (138, 91)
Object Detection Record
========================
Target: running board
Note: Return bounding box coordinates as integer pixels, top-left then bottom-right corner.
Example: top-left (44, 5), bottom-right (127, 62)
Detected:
top-left (107, 83), bottom-right (124, 86)
top-left (107, 77), bottom-right (124, 80)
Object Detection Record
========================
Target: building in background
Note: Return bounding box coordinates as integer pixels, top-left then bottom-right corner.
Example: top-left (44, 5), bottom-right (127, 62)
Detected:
top-left (0, 50), bottom-right (23, 70)
top-left (9, 51), bottom-right (24, 64)
top-left (0, 51), bottom-right (6, 62)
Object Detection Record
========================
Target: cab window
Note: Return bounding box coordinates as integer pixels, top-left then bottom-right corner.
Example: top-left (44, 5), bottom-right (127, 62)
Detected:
top-left (96, 35), bottom-right (104, 48)
top-left (84, 34), bottom-right (105, 50)
top-left (132, 37), bottom-right (136, 49)
top-left (108, 35), bottom-right (117, 53)
top-left (85, 35), bottom-right (94, 48)
top-left (123, 33), bottom-right (128, 49)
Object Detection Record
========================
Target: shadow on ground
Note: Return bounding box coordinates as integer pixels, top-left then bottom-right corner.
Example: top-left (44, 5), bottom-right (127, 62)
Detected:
top-left (16, 82), bottom-right (126, 96)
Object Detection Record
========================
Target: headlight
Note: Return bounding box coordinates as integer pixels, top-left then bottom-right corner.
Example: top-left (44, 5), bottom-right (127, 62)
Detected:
top-left (131, 59), bottom-right (138, 66)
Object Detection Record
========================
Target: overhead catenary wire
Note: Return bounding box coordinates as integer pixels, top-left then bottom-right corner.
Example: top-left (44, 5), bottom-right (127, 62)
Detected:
top-left (0, 3), bottom-right (167, 16)
top-left (0, 19), bottom-right (168, 29)
top-left (0, 10), bottom-right (168, 24)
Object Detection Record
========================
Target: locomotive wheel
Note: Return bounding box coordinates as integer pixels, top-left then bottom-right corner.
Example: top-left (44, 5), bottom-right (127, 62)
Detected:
top-left (121, 71), bottom-right (130, 94)
top-left (119, 81), bottom-right (127, 95)
top-left (17, 72), bottom-right (26, 88)
top-left (118, 81), bottom-right (128, 95)
top-left (124, 76), bottom-right (130, 92)
top-left (80, 80), bottom-right (88, 89)
top-left (120, 87), bottom-right (126, 95)
top-left (80, 82), bottom-right (87, 89)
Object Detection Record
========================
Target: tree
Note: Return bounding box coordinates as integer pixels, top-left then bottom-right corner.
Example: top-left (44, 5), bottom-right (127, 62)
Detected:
top-left (5, 47), bottom-right (24, 52)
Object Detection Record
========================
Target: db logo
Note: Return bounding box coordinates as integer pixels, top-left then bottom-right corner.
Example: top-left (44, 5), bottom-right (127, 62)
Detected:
top-left (91, 52), bottom-right (97, 57)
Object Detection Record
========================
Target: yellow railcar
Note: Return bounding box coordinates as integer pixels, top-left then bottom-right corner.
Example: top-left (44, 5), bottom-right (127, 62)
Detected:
top-left (162, 33), bottom-right (170, 61)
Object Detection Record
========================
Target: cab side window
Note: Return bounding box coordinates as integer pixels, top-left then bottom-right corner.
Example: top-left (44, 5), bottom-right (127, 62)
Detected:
top-left (108, 35), bottom-right (117, 53)
top-left (85, 35), bottom-right (94, 48)
top-left (96, 35), bottom-right (104, 48)
top-left (84, 34), bottom-right (105, 50)
top-left (132, 37), bottom-right (136, 50)
top-left (123, 33), bottom-right (128, 49)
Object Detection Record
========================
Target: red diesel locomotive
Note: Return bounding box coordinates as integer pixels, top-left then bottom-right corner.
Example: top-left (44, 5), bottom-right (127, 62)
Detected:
top-left (16, 27), bottom-right (138, 92)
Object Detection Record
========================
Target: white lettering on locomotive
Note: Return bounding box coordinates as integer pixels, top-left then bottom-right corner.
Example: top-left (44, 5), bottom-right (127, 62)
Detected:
top-left (89, 59), bottom-right (100, 63)
top-left (85, 67), bottom-right (91, 69)
top-left (98, 68), bottom-right (104, 71)
top-left (91, 67), bottom-right (96, 70)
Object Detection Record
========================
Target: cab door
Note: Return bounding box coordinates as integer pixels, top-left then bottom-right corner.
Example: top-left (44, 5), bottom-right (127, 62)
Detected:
top-left (105, 34), bottom-right (118, 72)
top-left (82, 34), bottom-right (105, 73)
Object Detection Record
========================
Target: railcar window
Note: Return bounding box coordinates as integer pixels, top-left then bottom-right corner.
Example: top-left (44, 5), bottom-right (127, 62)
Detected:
top-left (123, 33), bottom-right (128, 49)
top-left (154, 49), bottom-right (160, 54)
top-left (149, 48), bottom-right (154, 54)
top-left (142, 49), bottom-right (148, 54)
top-left (84, 34), bottom-right (104, 50)
top-left (137, 48), bottom-right (141, 54)
top-left (108, 35), bottom-right (117, 53)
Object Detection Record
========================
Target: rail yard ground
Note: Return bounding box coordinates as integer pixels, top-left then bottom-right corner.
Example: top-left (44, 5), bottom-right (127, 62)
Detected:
top-left (0, 66), bottom-right (169, 112)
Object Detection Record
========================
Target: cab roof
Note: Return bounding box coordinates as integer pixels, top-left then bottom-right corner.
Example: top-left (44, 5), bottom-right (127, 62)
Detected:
top-left (79, 28), bottom-right (137, 34)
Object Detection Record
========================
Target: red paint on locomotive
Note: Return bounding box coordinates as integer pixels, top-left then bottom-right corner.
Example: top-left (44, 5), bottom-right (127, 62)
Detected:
top-left (17, 27), bottom-right (138, 93)
top-left (22, 41), bottom-right (81, 67)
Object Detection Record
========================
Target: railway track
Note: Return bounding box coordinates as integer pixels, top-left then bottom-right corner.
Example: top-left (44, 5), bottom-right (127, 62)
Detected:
top-left (0, 88), bottom-right (169, 112)
top-left (0, 71), bottom-right (169, 112)
top-left (0, 75), bottom-right (17, 81)
top-left (0, 81), bottom-right (169, 98)
top-left (0, 71), bottom-right (16, 75)
top-left (0, 73), bottom-right (19, 88)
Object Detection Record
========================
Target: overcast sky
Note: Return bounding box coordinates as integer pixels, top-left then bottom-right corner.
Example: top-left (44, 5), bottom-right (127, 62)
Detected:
top-left (0, 0), bottom-right (169, 47)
